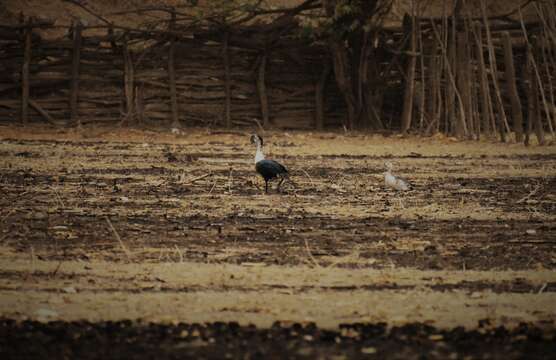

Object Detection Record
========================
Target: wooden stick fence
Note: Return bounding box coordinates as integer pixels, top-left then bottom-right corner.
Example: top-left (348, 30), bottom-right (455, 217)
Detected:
top-left (0, 7), bottom-right (554, 145)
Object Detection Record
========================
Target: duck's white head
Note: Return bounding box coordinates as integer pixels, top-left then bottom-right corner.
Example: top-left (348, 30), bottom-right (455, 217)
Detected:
top-left (250, 134), bottom-right (263, 147)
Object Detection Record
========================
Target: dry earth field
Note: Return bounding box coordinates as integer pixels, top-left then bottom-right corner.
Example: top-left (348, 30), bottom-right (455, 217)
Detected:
top-left (0, 124), bottom-right (555, 358)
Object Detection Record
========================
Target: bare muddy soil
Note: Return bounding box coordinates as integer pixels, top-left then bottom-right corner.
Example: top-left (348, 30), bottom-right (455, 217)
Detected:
top-left (0, 129), bottom-right (555, 270)
top-left (0, 125), bottom-right (555, 357)
top-left (1, 320), bottom-right (555, 360)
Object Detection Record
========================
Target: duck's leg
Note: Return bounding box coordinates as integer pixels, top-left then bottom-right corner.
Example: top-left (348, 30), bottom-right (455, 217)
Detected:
top-left (277, 177), bottom-right (285, 191)
top-left (265, 180), bottom-right (269, 194)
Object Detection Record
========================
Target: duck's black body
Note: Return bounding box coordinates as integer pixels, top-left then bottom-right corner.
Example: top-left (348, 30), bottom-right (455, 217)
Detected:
top-left (256, 159), bottom-right (288, 193)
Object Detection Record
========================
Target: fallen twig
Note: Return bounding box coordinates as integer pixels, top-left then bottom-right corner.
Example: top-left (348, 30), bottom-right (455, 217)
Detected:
top-left (207, 180), bottom-right (217, 195)
top-left (105, 217), bottom-right (132, 262)
top-left (304, 238), bottom-right (321, 268)
top-left (300, 169), bottom-right (315, 188)
top-left (516, 184), bottom-right (542, 204)
top-left (184, 173), bottom-right (211, 185)
top-left (174, 245), bottom-right (183, 263)
top-left (51, 186), bottom-right (65, 207)
top-left (50, 260), bottom-right (63, 278)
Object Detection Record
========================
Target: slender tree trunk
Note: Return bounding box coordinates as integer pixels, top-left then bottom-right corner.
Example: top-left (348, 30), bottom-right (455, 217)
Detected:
top-left (315, 61), bottom-right (331, 130)
top-left (70, 21), bottom-right (82, 127)
top-left (473, 22), bottom-right (494, 137)
top-left (329, 39), bottom-right (357, 130)
top-left (256, 54), bottom-right (270, 128)
top-left (222, 31), bottom-right (232, 128)
top-left (502, 31), bottom-right (524, 142)
top-left (122, 34), bottom-right (134, 125)
top-left (526, 44), bottom-right (544, 145)
top-left (480, 0), bottom-right (510, 141)
top-left (455, 32), bottom-right (470, 139)
top-left (21, 18), bottom-right (32, 124)
top-left (168, 13), bottom-right (179, 128)
top-left (401, 15), bottom-right (417, 135)
top-left (135, 82), bottom-right (144, 125)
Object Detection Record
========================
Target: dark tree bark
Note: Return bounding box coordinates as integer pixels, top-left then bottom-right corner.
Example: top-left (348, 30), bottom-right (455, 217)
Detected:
top-left (322, 0), bottom-right (392, 131)
top-left (21, 18), bottom-right (32, 124)
top-left (401, 14), bottom-right (417, 135)
top-left (315, 61), bottom-right (331, 130)
top-left (256, 54), bottom-right (270, 128)
top-left (70, 21), bottom-right (82, 127)
top-left (222, 31), bottom-right (232, 128)
top-left (502, 31), bottom-right (524, 142)
top-left (122, 33), bottom-right (134, 125)
top-left (168, 12), bottom-right (179, 128)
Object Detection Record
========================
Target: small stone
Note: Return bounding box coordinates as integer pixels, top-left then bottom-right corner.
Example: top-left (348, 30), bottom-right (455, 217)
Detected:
top-left (361, 347), bottom-right (377, 354)
top-left (62, 286), bottom-right (77, 294)
top-left (36, 308), bottom-right (58, 319)
top-left (525, 229), bottom-right (536, 235)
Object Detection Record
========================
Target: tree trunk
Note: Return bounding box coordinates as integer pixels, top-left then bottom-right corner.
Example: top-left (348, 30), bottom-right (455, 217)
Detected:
top-left (222, 31), bottom-right (232, 128)
top-left (70, 21), bottom-right (82, 127)
top-left (502, 31), bottom-right (524, 142)
top-left (315, 61), bottom-right (331, 130)
top-left (122, 34), bottom-right (134, 125)
top-left (525, 44), bottom-right (544, 145)
top-left (256, 54), bottom-right (270, 128)
top-left (21, 18), bottom-right (32, 124)
top-left (401, 15), bottom-right (417, 135)
top-left (168, 13), bottom-right (179, 129)
top-left (329, 39), bottom-right (357, 130)
top-left (480, 0), bottom-right (510, 141)
top-left (135, 82), bottom-right (144, 125)
top-left (455, 32), bottom-right (470, 139)
top-left (473, 22), bottom-right (494, 137)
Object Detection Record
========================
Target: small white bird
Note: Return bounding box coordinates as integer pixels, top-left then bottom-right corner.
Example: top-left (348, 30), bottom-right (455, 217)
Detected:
top-left (384, 162), bottom-right (412, 191)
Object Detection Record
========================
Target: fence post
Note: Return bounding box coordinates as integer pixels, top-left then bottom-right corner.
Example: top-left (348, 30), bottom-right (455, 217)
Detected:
top-left (400, 15), bottom-right (416, 135)
top-left (527, 41), bottom-right (545, 145)
top-left (70, 20), bottom-right (82, 127)
top-left (135, 82), bottom-right (144, 124)
top-left (222, 30), bottom-right (231, 128)
top-left (168, 11), bottom-right (179, 129)
top-left (122, 33), bottom-right (134, 125)
top-left (455, 31), bottom-right (470, 139)
top-left (256, 53), bottom-right (270, 128)
top-left (21, 17), bottom-right (32, 124)
top-left (502, 32), bottom-right (524, 142)
top-left (315, 61), bottom-right (331, 130)
top-left (473, 22), bottom-right (494, 137)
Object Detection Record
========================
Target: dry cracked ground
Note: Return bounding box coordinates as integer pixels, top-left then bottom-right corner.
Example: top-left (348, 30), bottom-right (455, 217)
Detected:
top-left (0, 124), bottom-right (555, 358)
